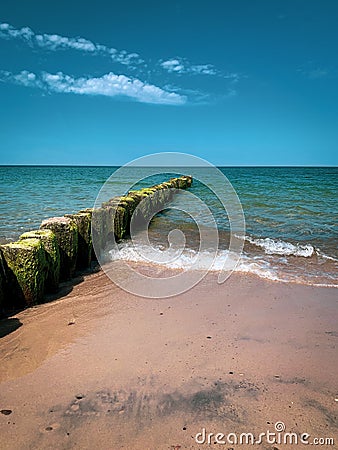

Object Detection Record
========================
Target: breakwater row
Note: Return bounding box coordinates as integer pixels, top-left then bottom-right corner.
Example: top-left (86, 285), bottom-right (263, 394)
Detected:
top-left (0, 175), bottom-right (192, 311)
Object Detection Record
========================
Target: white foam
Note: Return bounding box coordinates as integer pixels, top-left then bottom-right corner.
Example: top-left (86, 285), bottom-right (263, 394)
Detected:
top-left (108, 239), bottom-right (337, 287)
top-left (245, 236), bottom-right (314, 257)
top-left (109, 242), bottom-right (279, 280)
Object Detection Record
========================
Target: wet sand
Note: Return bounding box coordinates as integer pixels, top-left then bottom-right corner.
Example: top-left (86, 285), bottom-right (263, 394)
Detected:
top-left (0, 269), bottom-right (337, 449)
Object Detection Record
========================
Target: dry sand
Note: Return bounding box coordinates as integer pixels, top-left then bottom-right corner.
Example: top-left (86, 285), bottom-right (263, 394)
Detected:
top-left (0, 268), bottom-right (337, 449)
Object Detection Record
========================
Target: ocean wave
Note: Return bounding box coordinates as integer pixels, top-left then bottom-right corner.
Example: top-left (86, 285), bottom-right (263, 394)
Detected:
top-left (245, 236), bottom-right (315, 257)
top-left (108, 243), bottom-right (287, 283)
top-left (108, 239), bottom-right (337, 287)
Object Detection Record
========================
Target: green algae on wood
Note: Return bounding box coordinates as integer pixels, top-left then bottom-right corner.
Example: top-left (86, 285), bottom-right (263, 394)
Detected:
top-left (0, 249), bottom-right (7, 311)
top-left (179, 175), bottom-right (193, 188)
top-left (78, 208), bottom-right (97, 261)
top-left (91, 207), bottom-right (109, 255)
top-left (40, 217), bottom-right (78, 280)
top-left (91, 203), bottom-right (128, 255)
top-left (20, 229), bottom-right (60, 292)
top-left (65, 212), bottom-right (92, 269)
top-left (106, 197), bottom-right (137, 227)
top-left (78, 208), bottom-right (93, 218)
top-left (112, 206), bottom-right (129, 240)
top-left (169, 178), bottom-right (180, 189)
top-left (85, 176), bottom-right (194, 259)
top-left (85, 176), bottom-right (193, 255)
top-left (0, 239), bottom-right (48, 306)
top-left (118, 196), bottom-right (139, 217)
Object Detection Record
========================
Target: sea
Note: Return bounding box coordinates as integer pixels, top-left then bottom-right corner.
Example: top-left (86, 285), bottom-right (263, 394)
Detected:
top-left (0, 166), bottom-right (337, 287)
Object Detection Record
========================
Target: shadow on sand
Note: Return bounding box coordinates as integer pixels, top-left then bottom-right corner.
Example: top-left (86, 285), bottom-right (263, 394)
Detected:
top-left (0, 263), bottom-right (100, 337)
top-left (0, 317), bottom-right (22, 338)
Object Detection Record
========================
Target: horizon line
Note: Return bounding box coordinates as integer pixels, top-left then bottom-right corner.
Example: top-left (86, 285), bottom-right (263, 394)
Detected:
top-left (0, 164), bottom-right (337, 168)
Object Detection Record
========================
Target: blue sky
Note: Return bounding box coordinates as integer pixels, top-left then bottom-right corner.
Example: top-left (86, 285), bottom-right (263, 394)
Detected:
top-left (0, 0), bottom-right (337, 166)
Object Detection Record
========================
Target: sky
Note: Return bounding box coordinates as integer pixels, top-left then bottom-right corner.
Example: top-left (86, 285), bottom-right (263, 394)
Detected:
top-left (0, 0), bottom-right (337, 166)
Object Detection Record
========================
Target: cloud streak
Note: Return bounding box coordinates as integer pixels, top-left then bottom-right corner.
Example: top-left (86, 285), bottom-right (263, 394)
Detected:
top-left (0, 22), bottom-right (143, 67)
top-left (161, 59), bottom-right (216, 75)
top-left (0, 22), bottom-right (237, 79)
top-left (0, 22), bottom-right (241, 103)
top-left (160, 58), bottom-right (239, 80)
top-left (1, 70), bottom-right (186, 105)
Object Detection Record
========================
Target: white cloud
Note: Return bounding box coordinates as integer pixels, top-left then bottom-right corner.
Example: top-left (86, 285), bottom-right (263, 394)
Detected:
top-left (0, 69), bottom-right (43, 88)
top-left (0, 22), bottom-right (242, 102)
top-left (161, 59), bottom-right (190, 74)
top-left (13, 70), bottom-right (38, 86)
top-left (162, 58), bottom-right (215, 75)
top-left (0, 23), bottom-right (35, 41)
top-left (35, 33), bottom-right (97, 52)
top-left (190, 64), bottom-right (217, 75)
top-left (0, 22), bottom-right (143, 67)
top-left (2, 70), bottom-right (186, 105)
top-left (160, 58), bottom-right (238, 80)
top-left (161, 59), bottom-right (184, 72)
top-left (0, 22), bottom-right (234, 79)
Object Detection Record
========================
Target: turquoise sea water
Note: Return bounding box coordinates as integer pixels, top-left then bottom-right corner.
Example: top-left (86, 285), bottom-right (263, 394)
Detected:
top-left (0, 166), bottom-right (337, 286)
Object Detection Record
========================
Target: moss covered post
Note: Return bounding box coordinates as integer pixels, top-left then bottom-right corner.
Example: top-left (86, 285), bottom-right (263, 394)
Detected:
top-left (20, 229), bottom-right (60, 292)
top-left (65, 212), bottom-right (92, 269)
top-left (40, 217), bottom-right (78, 280)
top-left (0, 239), bottom-right (48, 306)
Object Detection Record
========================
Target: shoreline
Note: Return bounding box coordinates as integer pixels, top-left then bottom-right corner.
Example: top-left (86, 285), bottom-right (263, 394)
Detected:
top-left (0, 268), bottom-right (337, 449)
top-left (0, 175), bottom-right (193, 311)
top-left (106, 252), bottom-right (338, 289)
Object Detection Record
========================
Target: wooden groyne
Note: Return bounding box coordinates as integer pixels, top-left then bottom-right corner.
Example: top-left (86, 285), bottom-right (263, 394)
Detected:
top-left (0, 176), bottom-right (192, 311)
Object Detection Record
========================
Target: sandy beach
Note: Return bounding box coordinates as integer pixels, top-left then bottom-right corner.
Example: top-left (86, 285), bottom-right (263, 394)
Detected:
top-left (0, 268), bottom-right (337, 449)
top-left (1, 0), bottom-right (338, 447)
